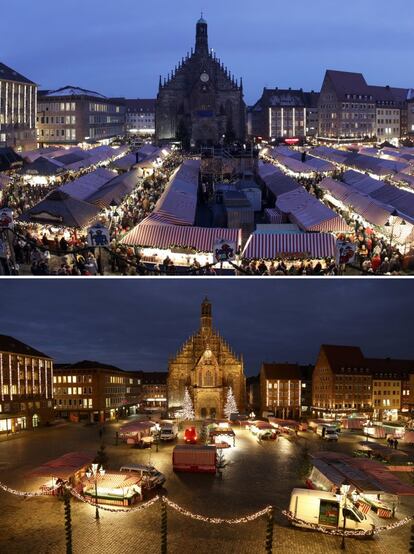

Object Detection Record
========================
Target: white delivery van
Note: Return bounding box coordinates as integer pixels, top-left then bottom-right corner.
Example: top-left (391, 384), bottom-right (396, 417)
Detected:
top-left (160, 423), bottom-right (178, 441)
top-left (119, 464), bottom-right (166, 489)
top-left (316, 425), bottom-right (338, 441)
top-left (289, 489), bottom-right (374, 532)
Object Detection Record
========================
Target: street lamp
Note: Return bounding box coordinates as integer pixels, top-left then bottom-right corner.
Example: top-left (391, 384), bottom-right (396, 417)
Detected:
top-left (154, 423), bottom-right (161, 452)
top-left (336, 481), bottom-right (351, 550)
top-left (86, 463), bottom-right (105, 520)
top-left (384, 209), bottom-right (406, 249)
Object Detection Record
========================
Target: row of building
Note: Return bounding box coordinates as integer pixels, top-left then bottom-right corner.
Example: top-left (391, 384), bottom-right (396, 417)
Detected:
top-left (253, 344), bottom-right (414, 421)
top-left (2, 17), bottom-right (413, 152)
top-left (0, 61), bottom-right (156, 151)
top-left (249, 71), bottom-right (414, 144)
top-left (0, 334), bottom-right (167, 433)
top-left (2, 332), bottom-right (414, 436)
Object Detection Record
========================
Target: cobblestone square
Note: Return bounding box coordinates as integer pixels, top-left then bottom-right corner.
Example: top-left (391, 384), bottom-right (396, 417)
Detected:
top-left (0, 420), bottom-right (412, 553)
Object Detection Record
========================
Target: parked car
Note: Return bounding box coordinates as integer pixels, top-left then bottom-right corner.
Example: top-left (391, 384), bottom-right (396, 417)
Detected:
top-left (184, 427), bottom-right (197, 444)
top-left (119, 464), bottom-right (166, 489)
top-left (160, 423), bottom-right (179, 441)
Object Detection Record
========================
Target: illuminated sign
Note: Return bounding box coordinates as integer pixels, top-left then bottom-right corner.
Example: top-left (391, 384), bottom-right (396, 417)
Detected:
top-left (284, 138), bottom-right (300, 145)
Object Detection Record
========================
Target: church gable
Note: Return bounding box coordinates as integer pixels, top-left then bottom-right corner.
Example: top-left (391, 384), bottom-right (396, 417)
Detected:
top-left (155, 16), bottom-right (245, 145)
top-left (167, 298), bottom-right (246, 417)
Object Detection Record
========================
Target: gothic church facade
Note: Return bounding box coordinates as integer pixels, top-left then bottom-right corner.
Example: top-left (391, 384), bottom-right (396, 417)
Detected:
top-left (168, 298), bottom-right (246, 419)
top-left (155, 17), bottom-right (246, 147)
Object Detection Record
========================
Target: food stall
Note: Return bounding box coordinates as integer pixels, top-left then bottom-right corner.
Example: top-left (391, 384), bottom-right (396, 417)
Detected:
top-left (82, 471), bottom-right (143, 506)
top-left (27, 451), bottom-right (95, 495)
top-left (207, 421), bottom-right (236, 447)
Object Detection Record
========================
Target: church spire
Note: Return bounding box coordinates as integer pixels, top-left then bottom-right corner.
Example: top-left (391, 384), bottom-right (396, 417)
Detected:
top-left (195, 14), bottom-right (208, 56)
top-left (201, 297), bottom-right (212, 333)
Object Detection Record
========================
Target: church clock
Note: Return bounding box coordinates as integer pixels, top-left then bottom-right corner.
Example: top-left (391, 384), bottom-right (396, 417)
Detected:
top-left (200, 72), bottom-right (210, 83)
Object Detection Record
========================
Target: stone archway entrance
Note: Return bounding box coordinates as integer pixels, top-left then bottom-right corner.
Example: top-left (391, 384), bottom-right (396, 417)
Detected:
top-left (194, 388), bottom-right (222, 420)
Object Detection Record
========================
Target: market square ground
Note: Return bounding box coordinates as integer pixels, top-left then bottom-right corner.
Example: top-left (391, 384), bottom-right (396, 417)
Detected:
top-left (0, 419), bottom-right (412, 553)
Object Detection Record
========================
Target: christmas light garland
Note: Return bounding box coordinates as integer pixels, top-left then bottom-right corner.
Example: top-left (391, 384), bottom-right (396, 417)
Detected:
top-left (0, 479), bottom-right (411, 534)
top-left (282, 510), bottom-right (413, 536)
top-left (0, 482), bottom-right (48, 498)
top-left (163, 497), bottom-right (272, 524)
top-left (68, 487), bottom-right (160, 513)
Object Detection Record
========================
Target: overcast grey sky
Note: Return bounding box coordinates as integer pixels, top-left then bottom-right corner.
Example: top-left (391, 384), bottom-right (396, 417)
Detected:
top-left (2, 0), bottom-right (414, 104)
top-left (0, 279), bottom-right (413, 376)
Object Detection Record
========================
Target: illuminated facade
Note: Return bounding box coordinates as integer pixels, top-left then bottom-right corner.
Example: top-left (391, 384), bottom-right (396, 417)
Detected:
top-left (249, 88), bottom-right (319, 140)
top-left (141, 372), bottom-right (168, 410)
top-left (260, 363), bottom-right (302, 418)
top-left (168, 298), bottom-right (246, 419)
top-left (53, 361), bottom-right (142, 422)
top-left (124, 99), bottom-right (156, 136)
top-left (156, 17), bottom-right (245, 146)
top-left (37, 86), bottom-right (125, 146)
top-left (0, 62), bottom-right (37, 151)
top-left (312, 345), bottom-right (372, 414)
top-left (0, 335), bottom-right (54, 433)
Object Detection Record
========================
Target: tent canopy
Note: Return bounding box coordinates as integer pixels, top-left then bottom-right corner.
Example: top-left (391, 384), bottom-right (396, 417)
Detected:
top-left (242, 232), bottom-right (336, 259)
top-left (58, 168), bottom-right (114, 200)
top-left (121, 221), bottom-right (241, 253)
top-left (19, 189), bottom-right (100, 228)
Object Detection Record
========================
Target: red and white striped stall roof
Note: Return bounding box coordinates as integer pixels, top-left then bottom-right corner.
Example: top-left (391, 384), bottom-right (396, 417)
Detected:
top-left (121, 222), bottom-right (241, 253)
top-left (242, 232), bottom-right (336, 260)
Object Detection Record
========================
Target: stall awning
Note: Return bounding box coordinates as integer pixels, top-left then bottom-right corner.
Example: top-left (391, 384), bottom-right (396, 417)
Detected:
top-left (242, 232), bottom-right (336, 259)
top-left (58, 168), bottom-right (115, 201)
top-left (276, 188), bottom-right (351, 233)
top-left (151, 159), bottom-right (200, 226)
top-left (121, 222), bottom-right (241, 253)
top-left (28, 451), bottom-right (95, 480)
top-left (86, 169), bottom-right (140, 208)
top-left (19, 190), bottom-right (100, 228)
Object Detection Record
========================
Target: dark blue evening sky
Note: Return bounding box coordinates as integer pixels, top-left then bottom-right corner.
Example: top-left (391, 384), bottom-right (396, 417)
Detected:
top-left (3, 0), bottom-right (414, 104)
top-left (0, 280), bottom-right (413, 376)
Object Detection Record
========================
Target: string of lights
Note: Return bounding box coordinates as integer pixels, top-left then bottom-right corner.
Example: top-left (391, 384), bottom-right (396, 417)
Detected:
top-left (67, 487), bottom-right (160, 513)
top-left (163, 497), bottom-right (272, 524)
top-left (0, 479), bottom-right (411, 533)
top-left (0, 482), bottom-right (48, 498)
top-left (282, 510), bottom-right (413, 536)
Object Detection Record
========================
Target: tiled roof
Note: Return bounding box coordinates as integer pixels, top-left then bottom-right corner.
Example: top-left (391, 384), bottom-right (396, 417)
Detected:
top-left (0, 62), bottom-right (35, 85)
top-left (365, 358), bottom-right (414, 378)
top-left (0, 335), bottom-right (51, 358)
top-left (261, 363), bottom-right (302, 380)
top-left (142, 372), bottom-right (168, 385)
top-left (325, 70), bottom-right (371, 100)
top-left (320, 344), bottom-right (366, 371)
top-left (124, 99), bottom-right (156, 112)
top-left (54, 360), bottom-right (126, 372)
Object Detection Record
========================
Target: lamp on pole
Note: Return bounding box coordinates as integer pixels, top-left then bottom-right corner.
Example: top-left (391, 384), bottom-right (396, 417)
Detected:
top-left (86, 463), bottom-right (105, 520)
top-left (384, 209), bottom-right (406, 249)
top-left (154, 423), bottom-right (161, 452)
top-left (336, 481), bottom-right (351, 550)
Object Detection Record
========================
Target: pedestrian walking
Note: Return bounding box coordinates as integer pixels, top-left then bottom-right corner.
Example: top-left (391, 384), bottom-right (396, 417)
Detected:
top-left (394, 438), bottom-right (398, 450)
top-left (99, 427), bottom-right (103, 440)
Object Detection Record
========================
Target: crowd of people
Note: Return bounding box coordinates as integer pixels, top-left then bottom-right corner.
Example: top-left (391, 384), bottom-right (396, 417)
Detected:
top-left (0, 143), bottom-right (413, 277)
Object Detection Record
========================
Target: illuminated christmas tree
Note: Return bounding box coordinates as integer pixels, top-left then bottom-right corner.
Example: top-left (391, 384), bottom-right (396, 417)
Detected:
top-left (181, 388), bottom-right (195, 420)
top-left (224, 387), bottom-right (238, 420)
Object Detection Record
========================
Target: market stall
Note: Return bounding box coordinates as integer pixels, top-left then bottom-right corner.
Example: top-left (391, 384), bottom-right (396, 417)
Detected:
top-left (19, 190), bottom-right (100, 228)
top-left (242, 231), bottom-right (336, 260)
top-left (275, 187), bottom-right (351, 233)
top-left (82, 471), bottom-right (143, 506)
top-left (121, 221), bottom-right (241, 267)
top-left (28, 451), bottom-right (95, 494)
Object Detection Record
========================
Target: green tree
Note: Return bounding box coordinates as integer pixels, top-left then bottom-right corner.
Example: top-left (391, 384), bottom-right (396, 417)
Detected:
top-left (94, 444), bottom-right (108, 468)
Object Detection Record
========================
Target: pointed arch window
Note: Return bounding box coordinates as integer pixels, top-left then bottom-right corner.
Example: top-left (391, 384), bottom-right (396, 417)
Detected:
top-left (204, 370), bottom-right (214, 387)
